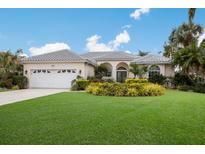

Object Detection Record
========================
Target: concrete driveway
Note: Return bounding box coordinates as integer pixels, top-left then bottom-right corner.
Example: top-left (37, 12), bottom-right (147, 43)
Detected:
top-left (0, 89), bottom-right (68, 106)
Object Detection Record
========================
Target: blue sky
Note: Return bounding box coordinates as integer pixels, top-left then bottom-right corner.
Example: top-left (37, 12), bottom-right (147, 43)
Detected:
top-left (0, 8), bottom-right (205, 56)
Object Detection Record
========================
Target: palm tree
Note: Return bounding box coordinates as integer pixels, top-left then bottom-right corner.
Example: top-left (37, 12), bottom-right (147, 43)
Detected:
top-left (138, 50), bottom-right (149, 56)
top-left (188, 8), bottom-right (196, 25)
top-left (129, 63), bottom-right (148, 78)
top-left (172, 41), bottom-right (205, 78)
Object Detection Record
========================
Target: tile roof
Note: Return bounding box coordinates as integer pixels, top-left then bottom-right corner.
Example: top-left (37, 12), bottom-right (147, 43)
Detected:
top-left (81, 51), bottom-right (135, 61)
top-left (134, 54), bottom-right (172, 64)
top-left (23, 49), bottom-right (95, 64)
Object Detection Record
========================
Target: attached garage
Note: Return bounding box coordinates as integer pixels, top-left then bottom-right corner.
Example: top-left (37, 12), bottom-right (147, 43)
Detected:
top-left (30, 69), bottom-right (77, 88)
top-left (22, 49), bottom-right (95, 89)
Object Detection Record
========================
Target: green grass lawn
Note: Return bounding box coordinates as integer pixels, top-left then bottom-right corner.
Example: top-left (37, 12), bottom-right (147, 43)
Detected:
top-left (0, 90), bottom-right (205, 145)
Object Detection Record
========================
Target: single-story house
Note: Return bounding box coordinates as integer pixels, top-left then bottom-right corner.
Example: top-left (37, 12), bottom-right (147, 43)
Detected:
top-left (23, 49), bottom-right (174, 88)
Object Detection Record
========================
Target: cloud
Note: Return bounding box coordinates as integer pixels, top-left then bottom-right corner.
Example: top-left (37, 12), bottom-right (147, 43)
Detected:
top-left (125, 50), bottom-right (132, 54)
top-left (130, 8), bottom-right (150, 20)
top-left (29, 42), bottom-right (71, 56)
top-left (86, 30), bottom-right (130, 52)
top-left (122, 24), bottom-right (132, 29)
top-left (198, 33), bottom-right (205, 47)
top-left (86, 35), bottom-right (113, 52)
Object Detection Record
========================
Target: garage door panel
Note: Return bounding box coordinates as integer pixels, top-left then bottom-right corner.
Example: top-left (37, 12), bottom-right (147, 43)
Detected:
top-left (30, 69), bottom-right (77, 88)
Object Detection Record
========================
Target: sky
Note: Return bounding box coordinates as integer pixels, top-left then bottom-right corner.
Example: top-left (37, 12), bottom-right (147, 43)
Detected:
top-left (0, 8), bottom-right (205, 56)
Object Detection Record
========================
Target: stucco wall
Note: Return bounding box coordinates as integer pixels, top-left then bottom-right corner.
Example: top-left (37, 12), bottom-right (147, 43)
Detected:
top-left (96, 61), bottom-right (174, 80)
top-left (84, 63), bottom-right (95, 78)
top-left (23, 62), bottom-right (88, 88)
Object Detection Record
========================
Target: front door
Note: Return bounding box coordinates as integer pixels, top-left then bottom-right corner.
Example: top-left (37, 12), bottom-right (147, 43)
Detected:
top-left (117, 71), bottom-right (127, 83)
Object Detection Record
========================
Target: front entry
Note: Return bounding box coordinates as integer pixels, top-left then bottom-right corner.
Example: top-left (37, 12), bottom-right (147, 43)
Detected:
top-left (117, 71), bottom-right (127, 83)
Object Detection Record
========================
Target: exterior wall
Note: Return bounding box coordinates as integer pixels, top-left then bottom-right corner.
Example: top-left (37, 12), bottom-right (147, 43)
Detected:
top-left (23, 62), bottom-right (88, 88)
top-left (96, 61), bottom-right (175, 80)
top-left (164, 65), bottom-right (175, 77)
top-left (97, 61), bottom-right (130, 81)
top-left (84, 63), bottom-right (95, 78)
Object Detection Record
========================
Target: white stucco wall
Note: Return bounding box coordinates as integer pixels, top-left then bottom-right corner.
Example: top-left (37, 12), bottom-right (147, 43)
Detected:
top-left (96, 61), bottom-right (175, 80)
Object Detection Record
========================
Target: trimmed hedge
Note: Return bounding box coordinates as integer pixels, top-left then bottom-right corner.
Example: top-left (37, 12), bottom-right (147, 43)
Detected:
top-left (71, 79), bottom-right (90, 91)
top-left (86, 82), bottom-right (165, 97)
top-left (12, 75), bottom-right (28, 89)
top-left (125, 78), bottom-right (148, 84)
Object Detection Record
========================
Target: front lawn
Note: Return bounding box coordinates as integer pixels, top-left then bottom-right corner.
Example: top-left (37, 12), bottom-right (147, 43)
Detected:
top-left (0, 90), bottom-right (205, 144)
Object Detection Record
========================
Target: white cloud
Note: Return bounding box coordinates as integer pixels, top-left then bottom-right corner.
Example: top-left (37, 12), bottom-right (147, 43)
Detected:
top-left (18, 53), bottom-right (29, 58)
top-left (86, 30), bottom-right (130, 52)
top-left (130, 8), bottom-right (150, 20)
top-left (198, 33), bottom-right (205, 47)
top-left (125, 50), bottom-right (132, 54)
top-left (122, 24), bottom-right (132, 29)
top-left (86, 35), bottom-right (113, 52)
top-left (29, 42), bottom-right (71, 56)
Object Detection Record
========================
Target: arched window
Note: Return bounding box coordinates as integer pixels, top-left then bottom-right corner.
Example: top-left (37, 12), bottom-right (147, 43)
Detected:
top-left (149, 65), bottom-right (160, 78)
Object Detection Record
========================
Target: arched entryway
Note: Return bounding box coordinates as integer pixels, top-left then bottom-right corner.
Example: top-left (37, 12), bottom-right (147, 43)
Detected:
top-left (116, 62), bottom-right (129, 82)
top-left (100, 63), bottom-right (112, 77)
top-left (148, 65), bottom-right (160, 78)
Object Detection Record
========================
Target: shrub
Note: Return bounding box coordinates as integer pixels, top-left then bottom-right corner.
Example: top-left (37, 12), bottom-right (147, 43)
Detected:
top-left (12, 75), bottom-right (28, 89)
top-left (101, 76), bottom-right (114, 83)
top-left (86, 82), bottom-right (165, 97)
top-left (71, 79), bottom-right (90, 91)
top-left (141, 84), bottom-right (165, 96)
top-left (148, 74), bottom-right (167, 85)
top-left (11, 85), bottom-right (20, 90)
top-left (193, 83), bottom-right (205, 93)
top-left (125, 78), bottom-right (148, 84)
top-left (172, 73), bottom-right (194, 86)
top-left (177, 85), bottom-right (193, 91)
top-left (0, 79), bottom-right (13, 89)
top-left (87, 76), bottom-right (103, 82)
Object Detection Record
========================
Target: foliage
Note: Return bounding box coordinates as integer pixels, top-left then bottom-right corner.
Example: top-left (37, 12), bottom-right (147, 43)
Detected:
top-left (11, 85), bottom-right (20, 90)
top-left (71, 79), bottom-right (90, 91)
top-left (94, 65), bottom-right (108, 79)
top-left (148, 74), bottom-right (167, 85)
top-left (193, 83), bottom-right (205, 93)
top-left (87, 76), bottom-right (103, 82)
top-left (0, 79), bottom-right (13, 89)
top-left (86, 82), bottom-right (165, 97)
top-left (129, 63), bottom-right (148, 78)
top-left (172, 72), bottom-right (194, 86)
top-left (101, 76), bottom-right (114, 83)
top-left (177, 85), bottom-right (193, 91)
top-left (138, 50), bottom-right (149, 56)
top-left (125, 78), bottom-right (148, 84)
top-left (12, 75), bottom-right (28, 89)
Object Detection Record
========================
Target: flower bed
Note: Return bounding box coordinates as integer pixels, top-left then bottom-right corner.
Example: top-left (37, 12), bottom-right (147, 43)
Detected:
top-left (86, 82), bottom-right (165, 97)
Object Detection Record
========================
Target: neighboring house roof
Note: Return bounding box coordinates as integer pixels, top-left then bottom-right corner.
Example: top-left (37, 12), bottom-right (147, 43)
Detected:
top-left (22, 49), bottom-right (96, 65)
top-left (134, 54), bottom-right (172, 64)
top-left (81, 51), bottom-right (135, 61)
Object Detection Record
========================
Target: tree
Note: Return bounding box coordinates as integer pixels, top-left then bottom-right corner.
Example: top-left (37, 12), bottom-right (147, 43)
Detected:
top-left (129, 63), bottom-right (148, 78)
top-left (188, 8), bottom-right (196, 25)
top-left (94, 65), bottom-right (108, 79)
top-left (0, 51), bottom-right (20, 80)
top-left (172, 41), bottom-right (205, 78)
top-left (138, 50), bottom-right (149, 56)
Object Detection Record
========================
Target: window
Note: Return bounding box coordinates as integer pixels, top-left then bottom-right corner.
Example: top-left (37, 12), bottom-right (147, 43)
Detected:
top-left (57, 70), bottom-right (61, 73)
top-left (38, 70), bottom-right (41, 73)
top-left (149, 65), bottom-right (160, 78)
top-left (42, 70), bottom-right (46, 73)
top-left (72, 69), bottom-right (76, 73)
top-left (47, 70), bottom-right (51, 73)
top-left (67, 70), bottom-right (71, 73)
top-left (62, 70), bottom-right (66, 73)
top-left (25, 70), bottom-right (28, 74)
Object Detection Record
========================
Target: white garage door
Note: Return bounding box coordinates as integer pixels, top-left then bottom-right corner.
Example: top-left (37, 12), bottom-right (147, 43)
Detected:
top-left (30, 69), bottom-right (78, 88)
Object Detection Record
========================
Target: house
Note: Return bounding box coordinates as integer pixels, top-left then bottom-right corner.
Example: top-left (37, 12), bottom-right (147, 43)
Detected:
top-left (23, 49), bottom-right (174, 89)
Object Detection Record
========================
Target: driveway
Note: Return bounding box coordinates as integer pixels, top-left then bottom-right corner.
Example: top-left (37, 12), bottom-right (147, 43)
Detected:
top-left (0, 89), bottom-right (68, 106)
